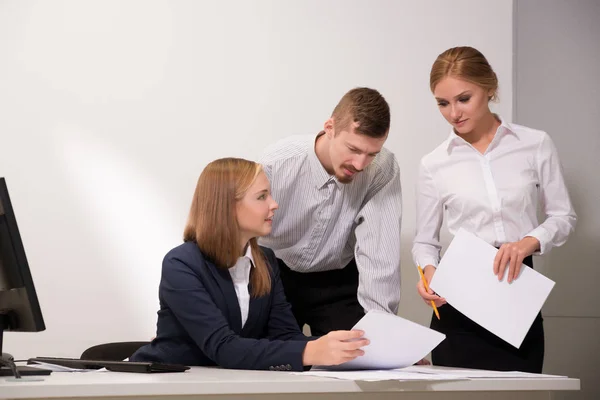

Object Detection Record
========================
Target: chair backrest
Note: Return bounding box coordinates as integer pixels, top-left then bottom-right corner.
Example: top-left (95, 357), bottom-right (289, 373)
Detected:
top-left (80, 341), bottom-right (149, 361)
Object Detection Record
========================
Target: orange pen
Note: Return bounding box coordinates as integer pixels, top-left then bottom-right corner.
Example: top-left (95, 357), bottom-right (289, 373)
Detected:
top-left (418, 266), bottom-right (440, 320)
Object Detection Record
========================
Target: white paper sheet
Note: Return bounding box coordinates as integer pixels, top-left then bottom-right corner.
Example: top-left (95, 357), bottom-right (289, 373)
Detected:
top-left (429, 228), bottom-right (555, 348)
top-left (324, 310), bottom-right (445, 370)
top-left (402, 365), bottom-right (567, 379)
top-left (295, 369), bottom-right (464, 381)
top-left (24, 361), bottom-right (91, 373)
top-left (297, 365), bottom-right (567, 381)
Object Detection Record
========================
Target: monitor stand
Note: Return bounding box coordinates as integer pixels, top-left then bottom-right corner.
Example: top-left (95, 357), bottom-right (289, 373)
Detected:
top-left (0, 314), bottom-right (51, 378)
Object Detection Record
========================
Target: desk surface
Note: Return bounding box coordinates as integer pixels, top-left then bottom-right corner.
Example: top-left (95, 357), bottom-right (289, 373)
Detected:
top-left (0, 366), bottom-right (580, 399)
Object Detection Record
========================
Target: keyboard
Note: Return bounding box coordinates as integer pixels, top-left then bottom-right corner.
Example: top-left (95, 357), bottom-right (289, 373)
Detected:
top-left (0, 365), bottom-right (52, 377)
top-left (28, 357), bottom-right (190, 373)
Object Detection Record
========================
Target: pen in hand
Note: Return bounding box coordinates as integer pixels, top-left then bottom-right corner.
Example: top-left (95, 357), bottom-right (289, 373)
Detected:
top-left (417, 266), bottom-right (441, 320)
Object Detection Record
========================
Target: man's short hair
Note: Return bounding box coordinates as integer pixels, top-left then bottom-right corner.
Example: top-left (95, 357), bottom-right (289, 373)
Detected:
top-left (331, 87), bottom-right (390, 138)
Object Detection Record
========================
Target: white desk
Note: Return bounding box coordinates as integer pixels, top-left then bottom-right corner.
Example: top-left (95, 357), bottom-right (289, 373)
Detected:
top-left (0, 367), bottom-right (579, 400)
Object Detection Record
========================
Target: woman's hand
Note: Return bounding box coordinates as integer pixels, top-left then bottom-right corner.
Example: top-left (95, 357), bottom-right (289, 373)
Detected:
top-left (416, 265), bottom-right (446, 308)
top-left (302, 330), bottom-right (369, 366)
top-left (493, 236), bottom-right (540, 283)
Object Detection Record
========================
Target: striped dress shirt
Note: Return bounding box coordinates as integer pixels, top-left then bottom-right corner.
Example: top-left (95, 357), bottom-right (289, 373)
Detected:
top-left (259, 133), bottom-right (402, 314)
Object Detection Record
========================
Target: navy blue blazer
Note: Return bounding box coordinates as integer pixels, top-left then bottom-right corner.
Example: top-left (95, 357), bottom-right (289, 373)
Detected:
top-left (130, 241), bottom-right (311, 371)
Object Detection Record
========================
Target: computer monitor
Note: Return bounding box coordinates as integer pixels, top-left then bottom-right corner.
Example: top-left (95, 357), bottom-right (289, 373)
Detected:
top-left (0, 177), bottom-right (47, 377)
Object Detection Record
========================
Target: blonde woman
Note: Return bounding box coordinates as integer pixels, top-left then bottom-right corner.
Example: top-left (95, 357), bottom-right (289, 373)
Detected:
top-left (413, 47), bottom-right (576, 372)
top-left (132, 158), bottom-right (368, 370)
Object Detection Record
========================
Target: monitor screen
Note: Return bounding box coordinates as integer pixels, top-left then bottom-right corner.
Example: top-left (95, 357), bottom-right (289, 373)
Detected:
top-left (0, 177), bottom-right (45, 355)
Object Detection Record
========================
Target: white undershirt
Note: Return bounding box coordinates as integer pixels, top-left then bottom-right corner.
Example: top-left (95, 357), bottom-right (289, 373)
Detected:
top-left (228, 246), bottom-right (255, 327)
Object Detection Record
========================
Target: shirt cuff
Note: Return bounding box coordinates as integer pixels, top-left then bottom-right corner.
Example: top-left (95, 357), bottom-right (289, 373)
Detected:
top-left (416, 256), bottom-right (439, 269)
top-left (524, 227), bottom-right (551, 255)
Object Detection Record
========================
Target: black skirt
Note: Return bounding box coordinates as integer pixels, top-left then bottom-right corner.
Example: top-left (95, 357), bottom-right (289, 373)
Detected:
top-left (430, 255), bottom-right (545, 373)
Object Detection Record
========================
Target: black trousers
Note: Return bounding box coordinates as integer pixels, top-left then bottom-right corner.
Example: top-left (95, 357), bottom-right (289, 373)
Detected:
top-left (277, 258), bottom-right (365, 336)
top-left (430, 255), bottom-right (545, 373)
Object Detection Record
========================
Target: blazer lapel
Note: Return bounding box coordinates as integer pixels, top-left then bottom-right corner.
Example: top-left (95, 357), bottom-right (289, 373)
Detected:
top-left (207, 261), bottom-right (243, 334)
top-left (243, 248), bottom-right (276, 335)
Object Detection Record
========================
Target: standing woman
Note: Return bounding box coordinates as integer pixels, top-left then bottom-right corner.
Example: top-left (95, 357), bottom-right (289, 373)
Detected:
top-left (412, 47), bottom-right (576, 372)
top-left (131, 158), bottom-right (368, 371)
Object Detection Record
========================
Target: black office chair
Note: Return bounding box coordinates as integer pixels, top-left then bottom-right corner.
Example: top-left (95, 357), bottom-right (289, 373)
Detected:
top-left (80, 342), bottom-right (149, 361)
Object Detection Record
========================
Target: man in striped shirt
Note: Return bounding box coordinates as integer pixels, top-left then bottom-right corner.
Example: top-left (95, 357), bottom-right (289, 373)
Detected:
top-left (259, 87), bottom-right (402, 335)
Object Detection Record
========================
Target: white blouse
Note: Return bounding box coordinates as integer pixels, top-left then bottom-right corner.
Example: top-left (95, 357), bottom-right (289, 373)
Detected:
top-left (412, 117), bottom-right (577, 268)
top-left (228, 246), bottom-right (254, 327)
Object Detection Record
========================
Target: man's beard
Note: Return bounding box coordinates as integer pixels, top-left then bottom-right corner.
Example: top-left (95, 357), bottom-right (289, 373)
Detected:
top-left (336, 164), bottom-right (359, 184)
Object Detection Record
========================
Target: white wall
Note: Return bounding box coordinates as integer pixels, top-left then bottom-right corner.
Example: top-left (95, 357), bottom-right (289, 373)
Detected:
top-left (514, 1), bottom-right (600, 398)
top-left (0, 0), bottom-right (513, 359)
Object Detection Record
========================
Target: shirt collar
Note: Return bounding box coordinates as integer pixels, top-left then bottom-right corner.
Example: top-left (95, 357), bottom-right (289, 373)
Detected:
top-left (308, 131), bottom-right (338, 189)
top-left (446, 115), bottom-right (517, 154)
top-left (243, 244), bottom-right (255, 268)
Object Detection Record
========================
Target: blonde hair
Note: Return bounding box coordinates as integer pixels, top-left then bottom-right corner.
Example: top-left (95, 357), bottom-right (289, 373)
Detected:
top-left (430, 46), bottom-right (499, 101)
top-left (183, 157), bottom-right (271, 297)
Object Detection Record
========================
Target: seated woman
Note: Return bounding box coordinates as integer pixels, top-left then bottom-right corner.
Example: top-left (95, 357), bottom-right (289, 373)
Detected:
top-left (131, 158), bottom-right (369, 371)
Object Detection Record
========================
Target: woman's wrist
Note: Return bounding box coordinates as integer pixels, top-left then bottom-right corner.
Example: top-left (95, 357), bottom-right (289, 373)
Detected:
top-left (523, 236), bottom-right (541, 254)
top-left (302, 340), bottom-right (315, 365)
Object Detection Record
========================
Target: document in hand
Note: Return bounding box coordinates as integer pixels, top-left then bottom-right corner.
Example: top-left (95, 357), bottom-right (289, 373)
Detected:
top-left (328, 310), bottom-right (445, 370)
top-left (429, 228), bottom-right (555, 348)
